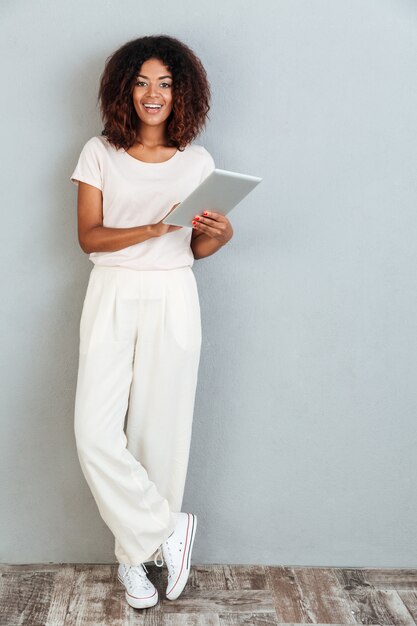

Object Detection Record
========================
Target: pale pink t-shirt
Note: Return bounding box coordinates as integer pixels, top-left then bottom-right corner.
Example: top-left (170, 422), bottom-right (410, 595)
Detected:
top-left (70, 135), bottom-right (215, 270)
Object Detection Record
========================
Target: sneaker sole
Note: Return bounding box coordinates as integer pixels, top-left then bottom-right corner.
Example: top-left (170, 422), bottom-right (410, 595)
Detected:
top-left (117, 574), bottom-right (159, 609)
top-left (166, 512), bottom-right (197, 601)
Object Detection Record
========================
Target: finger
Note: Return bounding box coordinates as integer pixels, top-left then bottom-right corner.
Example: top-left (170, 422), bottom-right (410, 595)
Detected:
top-left (193, 214), bottom-right (222, 226)
top-left (201, 210), bottom-right (225, 221)
top-left (194, 217), bottom-right (226, 233)
top-left (192, 220), bottom-right (220, 236)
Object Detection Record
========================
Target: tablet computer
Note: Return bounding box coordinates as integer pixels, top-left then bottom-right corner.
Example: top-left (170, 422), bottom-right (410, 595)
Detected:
top-left (162, 168), bottom-right (263, 228)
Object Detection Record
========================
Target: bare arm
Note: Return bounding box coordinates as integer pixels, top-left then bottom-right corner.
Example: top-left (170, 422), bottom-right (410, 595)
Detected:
top-left (191, 231), bottom-right (225, 259)
top-left (76, 182), bottom-right (181, 253)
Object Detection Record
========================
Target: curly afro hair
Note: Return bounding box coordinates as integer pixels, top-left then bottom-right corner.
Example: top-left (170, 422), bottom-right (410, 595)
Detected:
top-left (97, 34), bottom-right (211, 151)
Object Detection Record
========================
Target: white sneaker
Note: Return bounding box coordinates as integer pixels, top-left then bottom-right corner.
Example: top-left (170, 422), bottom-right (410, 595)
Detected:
top-left (161, 512), bottom-right (198, 600)
top-left (117, 563), bottom-right (158, 609)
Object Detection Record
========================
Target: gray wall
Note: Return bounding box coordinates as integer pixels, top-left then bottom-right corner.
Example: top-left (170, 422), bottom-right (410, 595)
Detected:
top-left (1, 0), bottom-right (416, 567)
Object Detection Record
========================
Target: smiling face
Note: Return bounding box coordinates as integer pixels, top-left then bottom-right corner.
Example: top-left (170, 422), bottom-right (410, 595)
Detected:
top-left (132, 57), bottom-right (174, 134)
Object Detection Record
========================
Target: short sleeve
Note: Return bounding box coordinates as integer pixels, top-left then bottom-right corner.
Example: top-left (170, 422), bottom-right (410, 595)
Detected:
top-left (70, 137), bottom-right (103, 190)
top-left (200, 148), bottom-right (216, 183)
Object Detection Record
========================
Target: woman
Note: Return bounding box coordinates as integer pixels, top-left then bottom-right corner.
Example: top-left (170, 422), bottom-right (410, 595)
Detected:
top-left (70, 34), bottom-right (233, 610)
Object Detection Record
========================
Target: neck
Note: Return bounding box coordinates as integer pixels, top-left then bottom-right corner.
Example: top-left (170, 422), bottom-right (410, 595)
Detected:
top-left (136, 124), bottom-right (169, 148)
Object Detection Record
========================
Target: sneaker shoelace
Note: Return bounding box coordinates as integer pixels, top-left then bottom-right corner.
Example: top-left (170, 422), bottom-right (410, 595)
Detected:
top-left (153, 541), bottom-right (175, 580)
top-left (152, 522), bottom-right (177, 568)
top-left (163, 542), bottom-right (177, 581)
top-left (153, 545), bottom-right (164, 567)
top-left (124, 563), bottom-right (152, 589)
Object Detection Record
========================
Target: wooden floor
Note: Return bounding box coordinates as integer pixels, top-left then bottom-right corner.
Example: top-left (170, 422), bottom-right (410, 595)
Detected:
top-left (1, 564), bottom-right (417, 625)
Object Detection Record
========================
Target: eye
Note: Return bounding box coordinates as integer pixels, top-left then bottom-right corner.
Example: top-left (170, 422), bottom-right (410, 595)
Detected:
top-left (135, 81), bottom-right (172, 88)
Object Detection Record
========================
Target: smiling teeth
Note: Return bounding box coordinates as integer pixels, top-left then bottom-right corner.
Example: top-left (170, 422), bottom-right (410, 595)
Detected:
top-left (144, 104), bottom-right (162, 108)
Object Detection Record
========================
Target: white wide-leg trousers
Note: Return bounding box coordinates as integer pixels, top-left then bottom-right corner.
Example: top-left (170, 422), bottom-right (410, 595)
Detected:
top-left (73, 264), bottom-right (202, 566)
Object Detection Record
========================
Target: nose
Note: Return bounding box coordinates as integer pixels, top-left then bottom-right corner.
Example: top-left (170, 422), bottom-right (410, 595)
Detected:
top-left (145, 83), bottom-right (160, 97)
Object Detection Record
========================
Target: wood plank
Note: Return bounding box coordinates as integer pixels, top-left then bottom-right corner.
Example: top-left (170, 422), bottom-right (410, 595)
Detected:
top-left (159, 590), bottom-right (275, 614)
top-left (333, 568), bottom-right (415, 625)
top-left (1, 564), bottom-right (417, 625)
top-left (45, 566), bottom-right (76, 626)
top-left (187, 564), bottom-right (228, 590)
top-left (218, 612), bottom-right (279, 624)
top-left (291, 568), bottom-right (358, 624)
top-left (362, 569), bottom-right (417, 591)
top-left (0, 569), bottom-right (56, 625)
top-left (395, 590), bottom-right (417, 624)
top-left (223, 565), bottom-right (269, 590)
top-left (62, 564), bottom-right (128, 626)
top-left (162, 614), bottom-right (221, 625)
top-left (265, 566), bottom-right (356, 624)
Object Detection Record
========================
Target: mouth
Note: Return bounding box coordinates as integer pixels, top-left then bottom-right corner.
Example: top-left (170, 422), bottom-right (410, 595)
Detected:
top-left (142, 103), bottom-right (164, 115)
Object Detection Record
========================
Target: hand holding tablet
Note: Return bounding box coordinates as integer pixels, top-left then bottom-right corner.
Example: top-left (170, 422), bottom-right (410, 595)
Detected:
top-left (162, 168), bottom-right (263, 228)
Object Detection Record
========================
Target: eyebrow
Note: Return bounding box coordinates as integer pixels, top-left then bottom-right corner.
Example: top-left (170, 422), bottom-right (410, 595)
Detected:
top-left (137, 74), bottom-right (172, 79)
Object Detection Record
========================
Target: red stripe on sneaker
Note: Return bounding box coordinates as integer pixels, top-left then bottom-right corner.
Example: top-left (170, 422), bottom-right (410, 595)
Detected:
top-left (167, 513), bottom-right (192, 595)
top-left (117, 574), bottom-right (157, 600)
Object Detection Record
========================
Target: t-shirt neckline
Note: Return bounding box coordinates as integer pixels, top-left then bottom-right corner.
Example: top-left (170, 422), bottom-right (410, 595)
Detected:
top-left (121, 145), bottom-right (181, 166)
